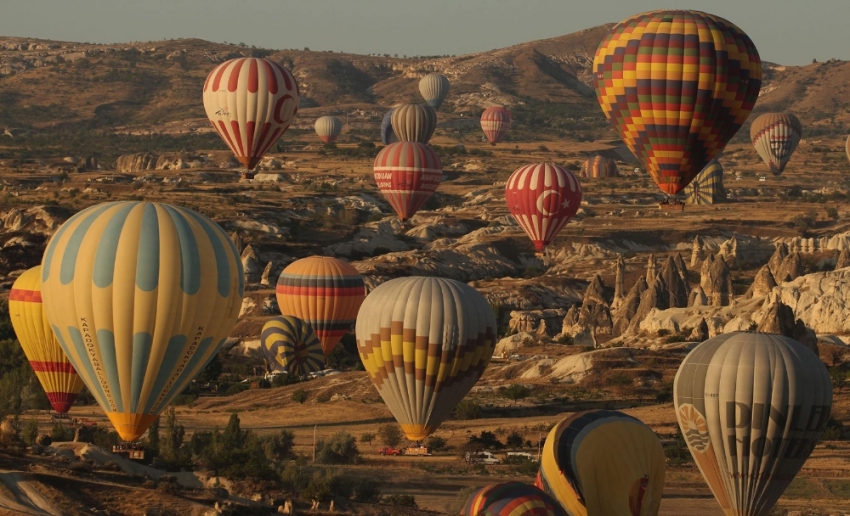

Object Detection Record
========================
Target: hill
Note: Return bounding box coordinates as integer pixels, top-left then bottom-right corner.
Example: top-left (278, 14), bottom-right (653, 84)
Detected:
top-left (1, 30), bottom-right (848, 161)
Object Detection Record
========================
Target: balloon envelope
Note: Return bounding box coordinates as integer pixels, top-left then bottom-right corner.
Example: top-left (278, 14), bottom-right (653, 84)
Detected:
top-left (261, 316), bottom-right (324, 376)
top-left (462, 481), bottom-right (567, 516)
top-left (480, 107), bottom-right (511, 143)
top-left (846, 134), bottom-right (850, 165)
top-left (593, 10), bottom-right (762, 195)
top-left (419, 73), bottom-right (450, 110)
top-left (275, 256), bottom-right (365, 356)
top-left (40, 201), bottom-right (244, 442)
top-left (355, 276), bottom-right (496, 441)
top-left (203, 57), bottom-right (299, 170)
top-left (391, 103), bottom-right (437, 143)
top-left (505, 163), bottom-right (582, 252)
top-left (537, 410), bottom-right (666, 516)
top-left (381, 109), bottom-right (398, 145)
top-left (674, 332), bottom-right (832, 516)
top-left (314, 116), bottom-right (342, 144)
top-left (684, 160), bottom-right (725, 205)
top-left (9, 266), bottom-right (84, 413)
top-left (373, 142), bottom-right (442, 221)
top-left (750, 113), bottom-right (802, 176)
top-left (580, 156), bottom-right (619, 179)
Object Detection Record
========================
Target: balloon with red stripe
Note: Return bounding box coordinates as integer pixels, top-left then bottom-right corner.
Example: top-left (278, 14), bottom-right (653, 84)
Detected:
top-left (462, 481), bottom-right (567, 516)
top-left (275, 256), bottom-right (366, 356)
top-left (8, 266), bottom-right (84, 413)
top-left (505, 163), bottom-right (582, 252)
top-left (373, 142), bottom-right (442, 221)
top-left (480, 106), bottom-right (511, 143)
top-left (203, 57), bottom-right (299, 170)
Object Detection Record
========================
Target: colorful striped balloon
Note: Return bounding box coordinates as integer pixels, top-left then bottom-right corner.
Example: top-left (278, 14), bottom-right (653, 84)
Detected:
top-left (684, 160), bottom-right (725, 205)
top-left (40, 201), bottom-right (244, 442)
top-left (462, 481), bottom-right (567, 516)
top-left (594, 10), bottom-right (762, 195)
top-left (9, 266), bottom-right (84, 413)
top-left (275, 256), bottom-right (365, 356)
top-left (314, 116), bottom-right (343, 144)
top-left (391, 103), bottom-right (437, 143)
top-left (480, 107), bottom-right (511, 143)
top-left (373, 142), bottom-right (442, 221)
top-left (356, 277), bottom-right (497, 441)
top-left (419, 73), bottom-right (450, 110)
top-left (261, 316), bottom-right (324, 376)
top-left (750, 113), bottom-right (802, 176)
top-left (203, 57), bottom-right (299, 170)
top-left (506, 163), bottom-right (582, 252)
top-left (579, 156), bottom-right (619, 179)
top-left (537, 410), bottom-right (666, 516)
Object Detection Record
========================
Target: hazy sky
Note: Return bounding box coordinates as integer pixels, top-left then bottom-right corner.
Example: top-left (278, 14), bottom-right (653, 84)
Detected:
top-left (2, 1), bottom-right (847, 65)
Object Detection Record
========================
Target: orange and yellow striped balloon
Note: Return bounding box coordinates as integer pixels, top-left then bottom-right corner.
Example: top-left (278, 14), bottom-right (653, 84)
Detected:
top-left (275, 256), bottom-right (366, 356)
top-left (9, 266), bottom-right (84, 413)
top-left (593, 10), bottom-right (762, 195)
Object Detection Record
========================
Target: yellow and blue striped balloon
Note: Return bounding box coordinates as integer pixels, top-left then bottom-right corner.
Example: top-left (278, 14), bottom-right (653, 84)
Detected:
top-left (261, 316), bottom-right (325, 376)
top-left (40, 201), bottom-right (244, 442)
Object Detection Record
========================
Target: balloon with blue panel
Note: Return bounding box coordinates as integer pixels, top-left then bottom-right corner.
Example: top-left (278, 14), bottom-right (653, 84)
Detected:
top-left (40, 201), bottom-right (244, 442)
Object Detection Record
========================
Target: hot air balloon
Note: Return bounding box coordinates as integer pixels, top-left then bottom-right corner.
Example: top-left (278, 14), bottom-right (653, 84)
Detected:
top-left (9, 266), bottom-right (84, 413)
top-left (462, 482), bottom-right (567, 516)
top-left (390, 103), bottom-right (437, 143)
top-left (593, 10), bottom-right (762, 195)
top-left (355, 276), bottom-right (496, 441)
top-left (419, 73), bottom-right (450, 110)
top-left (40, 201), bottom-right (244, 442)
top-left (505, 163), bottom-right (582, 252)
top-left (684, 160), bottom-right (725, 205)
top-left (537, 410), bottom-right (666, 516)
top-left (275, 256), bottom-right (365, 356)
top-left (373, 141), bottom-right (442, 221)
top-left (580, 156), bottom-right (619, 179)
top-left (674, 332), bottom-right (832, 516)
top-left (314, 116), bottom-right (342, 144)
top-left (260, 316), bottom-right (325, 377)
top-left (381, 109), bottom-right (398, 145)
top-left (846, 134), bottom-right (850, 165)
top-left (750, 113), bottom-right (802, 176)
top-left (203, 57), bottom-right (299, 173)
top-left (480, 107), bottom-right (511, 144)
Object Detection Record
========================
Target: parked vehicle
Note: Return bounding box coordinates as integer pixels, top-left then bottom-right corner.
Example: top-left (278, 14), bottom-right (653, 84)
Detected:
top-left (379, 447), bottom-right (402, 456)
top-left (403, 445), bottom-right (431, 456)
top-left (466, 451), bottom-right (501, 465)
top-left (759, 176), bottom-right (767, 182)
top-left (505, 451), bottom-right (538, 462)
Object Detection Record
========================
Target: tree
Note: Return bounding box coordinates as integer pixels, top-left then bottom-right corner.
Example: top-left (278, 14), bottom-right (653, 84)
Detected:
top-left (453, 400), bottom-right (482, 420)
top-left (377, 424), bottom-right (403, 448)
top-left (359, 432), bottom-right (376, 445)
top-left (50, 422), bottom-right (72, 442)
top-left (264, 429), bottom-right (295, 461)
top-left (499, 384), bottom-right (532, 405)
top-left (315, 431), bottom-right (361, 464)
top-left (506, 431), bottom-right (524, 449)
top-left (830, 368), bottom-right (848, 394)
top-left (196, 352), bottom-right (223, 384)
top-left (147, 415), bottom-right (160, 456)
top-left (426, 435), bottom-right (447, 452)
top-left (159, 407), bottom-right (186, 469)
top-left (22, 420), bottom-right (38, 445)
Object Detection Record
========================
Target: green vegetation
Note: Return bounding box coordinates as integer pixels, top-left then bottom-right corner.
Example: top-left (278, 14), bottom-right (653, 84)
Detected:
top-left (315, 431), bottom-right (361, 465)
top-left (453, 399), bottom-right (483, 420)
top-left (499, 384), bottom-right (532, 404)
top-left (377, 424), bottom-right (403, 448)
top-left (291, 389), bottom-right (309, 404)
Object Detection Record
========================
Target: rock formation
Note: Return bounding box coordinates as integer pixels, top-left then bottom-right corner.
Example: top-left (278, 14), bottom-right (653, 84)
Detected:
top-left (230, 231), bottom-right (244, 255)
top-left (241, 245), bottom-right (261, 284)
top-left (773, 252), bottom-right (803, 283)
top-left (660, 256), bottom-right (689, 309)
top-left (260, 261), bottom-right (274, 286)
top-left (646, 253), bottom-right (657, 284)
top-left (757, 300), bottom-right (818, 354)
top-left (718, 235), bottom-right (738, 267)
top-left (116, 152), bottom-right (158, 173)
top-left (509, 309), bottom-right (566, 336)
top-left (611, 276), bottom-right (648, 337)
top-left (688, 285), bottom-right (708, 307)
top-left (700, 254), bottom-right (733, 306)
top-left (613, 254), bottom-right (626, 308)
top-left (837, 248), bottom-right (850, 270)
top-left (690, 235), bottom-right (704, 268)
top-left (576, 275), bottom-right (613, 334)
top-left (767, 243), bottom-right (789, 277)
top-left (743, 265), bottom-right (776, 299)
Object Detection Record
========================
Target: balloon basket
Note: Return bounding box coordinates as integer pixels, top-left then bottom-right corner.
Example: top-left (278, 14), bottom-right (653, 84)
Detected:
top-left (112, 442), bottom-right (146, 461)
top-left (658, 201), bottom-right (684, 212)
top-left (240, 171), bottom-right (255, 180)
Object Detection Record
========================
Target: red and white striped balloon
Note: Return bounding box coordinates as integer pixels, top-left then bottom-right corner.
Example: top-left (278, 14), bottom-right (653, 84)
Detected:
top-left (505, 163), bottom-right (582, 252)
top-left (373, 142), bottom-right (442, 221)
top-left (481, 107), bottom-right (511, 143)
top-left (203, 58), bottom-right (299, 170)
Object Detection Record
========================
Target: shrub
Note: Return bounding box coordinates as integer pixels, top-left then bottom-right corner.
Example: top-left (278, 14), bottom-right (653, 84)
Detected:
top-left (505, 431), bottom-right (524, 449)
top-left (291, 389), bottom-right (308, 404)
top-left (499, 384), bottom-right (532, 404)
top-left (664, 429), bottom-right (693, 466)
top-left (426, 435), bottom-right (448, 453)
top-left (468, 431), bottom-right (503, 450)
top-left (264, 429), bottom-right (295, 461)
top-left (383, 494), bottom-right (417, 508)
top-left (453, 400), bottom-right (482, 420)
top-left (22, 420), bottom-right (38, 445)
top-left (50, 422), bottom-right (72, 442)
top-left (315, 431), bottom-right (361, 465)
top-left (224, 383), bottom-right (248, 396)
top-left (377, 424), bottom-right (403, 448)
top-left (91, 428), bottom-right (121, 449)
top-left (352, 478), bottom-right (381, 502)
top-left (360, 432), bottom-right (376, 445)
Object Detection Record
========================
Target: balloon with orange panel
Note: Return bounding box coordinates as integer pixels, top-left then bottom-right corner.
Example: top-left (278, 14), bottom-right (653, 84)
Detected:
top-left (203, 57), bottom-right (299, 170)
top-left (275, 256), bottom-right (366, 356)
top-left (8, 266), bottom-right (84, 413)
top-left (505, 163), bottom-right (582, 252)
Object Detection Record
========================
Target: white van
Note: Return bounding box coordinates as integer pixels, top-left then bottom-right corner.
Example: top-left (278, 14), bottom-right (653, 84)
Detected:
top-left (505, 451), bottom-right (538, 462)
top-left (465, 451), bottom-right (501, 465)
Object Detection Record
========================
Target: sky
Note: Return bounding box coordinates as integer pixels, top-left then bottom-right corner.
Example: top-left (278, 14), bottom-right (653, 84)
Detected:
top-left (2, 1), bottom-right (847, 66)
